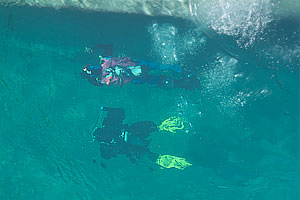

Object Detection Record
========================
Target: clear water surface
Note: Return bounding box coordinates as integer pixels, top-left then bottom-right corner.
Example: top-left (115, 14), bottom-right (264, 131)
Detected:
top-left (0, 5), bottom-right (299, 200)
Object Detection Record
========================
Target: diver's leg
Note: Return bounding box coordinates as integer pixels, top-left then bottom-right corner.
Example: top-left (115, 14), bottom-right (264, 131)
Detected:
top-left (128, 121), bottom-right (158, 139)
top-left (137, 61), bottom-right (160, 70)
top-left (132, 74), bottom-right (163, 85)
top-left (100, 144), bottom-right (117, 159)
top-left (160, 63), bottom-right (182, 73)
top-left (138, 61), bottom-right (182, 73)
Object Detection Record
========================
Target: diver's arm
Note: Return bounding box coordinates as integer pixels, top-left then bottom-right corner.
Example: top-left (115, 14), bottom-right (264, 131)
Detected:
top-left (87, 77), bottom-right (104, 87)
top-left (101, 107), bottom-right (126, 129)
top-left (101, 107), bottom-right (123, 113)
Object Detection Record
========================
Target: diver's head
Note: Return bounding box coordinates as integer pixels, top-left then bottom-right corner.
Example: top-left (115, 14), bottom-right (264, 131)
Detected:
top-left (81, 65), bottom-right (91, 79)
top-left (82, 65), bottom-right (102, 76)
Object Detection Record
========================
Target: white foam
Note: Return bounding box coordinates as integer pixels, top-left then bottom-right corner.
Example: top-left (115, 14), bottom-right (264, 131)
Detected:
top-left (1, 0), bottom-right (299, 19)
top-left (189, 0), bottom-right (274, 48)
top-left (147, 23), bottom-right (206, 65)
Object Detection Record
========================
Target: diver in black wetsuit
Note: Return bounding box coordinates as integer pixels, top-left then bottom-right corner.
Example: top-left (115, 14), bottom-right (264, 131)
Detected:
top-left (92, 107), bottom-right (158, 163)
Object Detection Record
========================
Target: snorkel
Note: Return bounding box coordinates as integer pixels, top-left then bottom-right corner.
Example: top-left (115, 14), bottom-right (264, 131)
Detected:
top-left (99, 55), bottom-right (103, 64)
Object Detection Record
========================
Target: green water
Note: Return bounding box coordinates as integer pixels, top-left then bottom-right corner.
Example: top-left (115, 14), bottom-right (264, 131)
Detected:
top-left (0, 6), bottom-right (299, 200)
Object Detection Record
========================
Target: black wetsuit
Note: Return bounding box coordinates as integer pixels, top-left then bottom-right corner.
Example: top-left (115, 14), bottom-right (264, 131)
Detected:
top-left (93, 107), bottom-right (157, 162)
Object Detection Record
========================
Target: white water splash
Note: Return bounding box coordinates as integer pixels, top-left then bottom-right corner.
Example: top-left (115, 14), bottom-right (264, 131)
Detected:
top-left (147, 23), bottom-right (206, 64)
top-left (189, 0), bottom-right (274, 48)
top-left (148, 23), bottom-right (178, 64)
top-left (203, 54), bottom-right (238, 93)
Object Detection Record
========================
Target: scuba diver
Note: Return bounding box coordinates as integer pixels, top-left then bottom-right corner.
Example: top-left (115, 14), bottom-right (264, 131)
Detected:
top-left (81, 44), bottom-right (201, 90)
top-left (92, 106), bottom-right (158, 163)
top-left (92, 106), bottom-right (193, 169)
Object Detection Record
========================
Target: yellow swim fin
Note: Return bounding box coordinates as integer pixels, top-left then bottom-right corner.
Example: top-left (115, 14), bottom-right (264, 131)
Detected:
top-left (156, 154), bottom-right (192, 170)
top-left (158, 116), bottom-right (184, 133)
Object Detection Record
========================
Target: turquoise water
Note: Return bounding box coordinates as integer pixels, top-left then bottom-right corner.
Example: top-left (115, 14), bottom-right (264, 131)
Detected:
top-left (0, 5), bottom-right (299, 200)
